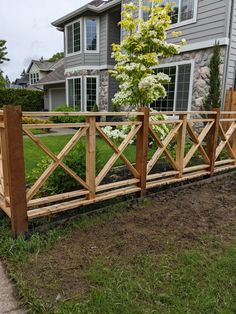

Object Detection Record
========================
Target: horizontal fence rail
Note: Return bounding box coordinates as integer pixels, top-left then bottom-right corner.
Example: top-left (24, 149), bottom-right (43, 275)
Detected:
top-left (0, 106), bottom-right (236, 237)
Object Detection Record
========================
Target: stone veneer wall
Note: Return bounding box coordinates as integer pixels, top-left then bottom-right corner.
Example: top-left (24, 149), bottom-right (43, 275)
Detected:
top-left (65, 69), bottom-right (109, 111)
top-left (159, 47), bottom-right (227, 111)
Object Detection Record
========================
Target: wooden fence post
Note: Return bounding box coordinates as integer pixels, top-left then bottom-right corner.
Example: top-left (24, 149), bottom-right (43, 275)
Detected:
top-left (86, 116), bottom-right (96, 199)
top-left (176, 114), bottom-right (187, 178)
top-left (3, 106), bottom-right (28, 237)
top-left (207, 108), bottom-right (220, 176)
top-left (136, 107), bottom-right (149, 197)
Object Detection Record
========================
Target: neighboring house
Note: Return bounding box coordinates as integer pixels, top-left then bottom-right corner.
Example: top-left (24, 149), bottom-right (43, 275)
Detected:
top-left (51, 0), bottom-right (236, 112)
top-left (26, 59), bottom-right (61, 89)
top-left (13, 73), bottom-right (29, 89)
top-left (36, 58), bottom-right (66, 110)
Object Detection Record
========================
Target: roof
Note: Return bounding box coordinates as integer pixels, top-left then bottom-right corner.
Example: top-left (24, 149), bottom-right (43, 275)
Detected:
top-left (52, 0), bottom-right (121, 28)
top-left (36, 60), bottom-right (65, 86)
top-left (14, 74), bottom-right (29, 85)
top-left (26, 59), bottom-right (59, 73)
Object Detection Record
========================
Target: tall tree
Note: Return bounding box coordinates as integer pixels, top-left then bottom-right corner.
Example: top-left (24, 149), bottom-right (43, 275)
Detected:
top-left (0, 40), bottom-right (10, 64)
top-left (204, 42), bottom-right (221, 109)
top-left (110, 1), bottom-right (183, 108)
top-left (0, 70), bottom-right (6, 88)
top-left (48, 52), bottom-right (64, 62)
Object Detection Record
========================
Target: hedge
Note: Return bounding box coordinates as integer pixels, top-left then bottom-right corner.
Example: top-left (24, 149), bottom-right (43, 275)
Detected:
top-left (0, 89), bottom-right (44, 111)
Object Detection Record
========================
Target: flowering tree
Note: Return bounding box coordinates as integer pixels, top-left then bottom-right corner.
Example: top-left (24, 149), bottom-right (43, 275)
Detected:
top-left (110, 0), bottom-right (185, 108)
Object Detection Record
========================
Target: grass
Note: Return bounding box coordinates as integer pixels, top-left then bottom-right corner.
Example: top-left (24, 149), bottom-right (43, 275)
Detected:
top-left (23, 134), bottom-right (155, 177)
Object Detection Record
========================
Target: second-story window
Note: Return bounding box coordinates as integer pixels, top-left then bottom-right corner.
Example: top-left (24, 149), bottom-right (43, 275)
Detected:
top-left (66, 20), bottom-right (81, 55)
top-left (85, 17), bottom-right (99, 52)
top-left (143, 0), bottom-right (195, 25)
top-left (30, 73), bottom-right (39, 85)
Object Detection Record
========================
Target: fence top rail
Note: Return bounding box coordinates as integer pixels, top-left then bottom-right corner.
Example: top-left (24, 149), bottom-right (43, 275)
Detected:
top-left (149, 111), bottom-right (217, 116)
top-left (22, 111), bottom-right (145, 117)
top-left (221, 111), bottom-right (236, 115)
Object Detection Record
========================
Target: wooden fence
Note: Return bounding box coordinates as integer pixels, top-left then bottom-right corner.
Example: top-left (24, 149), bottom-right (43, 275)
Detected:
top-left (0, 106), bottom-right (236, 237)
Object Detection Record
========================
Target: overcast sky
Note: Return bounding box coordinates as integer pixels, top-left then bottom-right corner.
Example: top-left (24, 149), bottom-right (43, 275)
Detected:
top-left (0, 0), bottom-right (90, 81)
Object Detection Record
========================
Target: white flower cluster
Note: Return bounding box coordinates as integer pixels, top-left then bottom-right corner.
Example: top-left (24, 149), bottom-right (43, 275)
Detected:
top-left (102, 125), bottom-right (134, 145)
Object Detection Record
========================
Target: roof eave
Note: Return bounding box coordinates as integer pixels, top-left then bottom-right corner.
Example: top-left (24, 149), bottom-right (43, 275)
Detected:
top-left (52, 0), bottom-right (121, 28)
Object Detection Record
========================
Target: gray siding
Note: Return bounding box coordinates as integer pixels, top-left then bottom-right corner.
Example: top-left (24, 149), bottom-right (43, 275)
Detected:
top-left (108, 10), bottom-right (121, 65)
top-left (167, 0), bottom-right (228, 45)
top-left (226, 1), bottom-right (236, 89)
top-left (65, 14), bottom-right (110, 69)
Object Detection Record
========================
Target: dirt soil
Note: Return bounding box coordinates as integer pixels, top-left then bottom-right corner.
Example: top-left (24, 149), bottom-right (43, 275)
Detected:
top-left (17, 172), bottom-right (236, 303)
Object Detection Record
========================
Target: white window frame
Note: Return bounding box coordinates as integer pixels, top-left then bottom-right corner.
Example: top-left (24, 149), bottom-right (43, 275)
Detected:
top-left (153, 60), bottom-right (194, 112)
top-left (139, 0), bottom-right (198, 29)
top-left (30, 72), bottom-right (39, 85)
top-left (84, 75), bottom-right (99, 111)
top-left (66, 76), bottom-right (82, 110)
top-left (65, 18), bottom-right (82, 57)
top-left (84, 17), bottom-right (100, 53)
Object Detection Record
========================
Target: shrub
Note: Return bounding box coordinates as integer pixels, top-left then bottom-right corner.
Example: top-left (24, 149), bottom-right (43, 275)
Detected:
top-left (22, 117), bottom-right (50, 125)
top-left (0, 89), bottom-right (44, 111)
top-left (50, 104), bottom-right (85, 124)
top-left (28, 142), bottom-right (102, 195)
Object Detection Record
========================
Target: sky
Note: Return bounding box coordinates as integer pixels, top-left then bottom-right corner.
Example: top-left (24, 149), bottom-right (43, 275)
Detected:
top-left (0, 0), bottom-right (90, 81)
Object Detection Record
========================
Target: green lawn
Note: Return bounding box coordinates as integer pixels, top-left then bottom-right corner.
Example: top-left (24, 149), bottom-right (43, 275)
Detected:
top-left (24, 134), bottom-right (155, 177)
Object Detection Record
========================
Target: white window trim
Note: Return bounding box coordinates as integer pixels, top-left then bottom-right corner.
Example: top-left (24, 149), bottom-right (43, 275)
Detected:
top-left (65, 18), bottom-right (82, 57)
top-left (84, 75), bottom-right (99, 111)
top-left (154, 60), bottom-right (194, 112)
top-left (84, 17), bottom-right (100, 53)
top-left (140, 0), bottom-right (198, 29)
top-left (66, 76), bottom-right (82, 110)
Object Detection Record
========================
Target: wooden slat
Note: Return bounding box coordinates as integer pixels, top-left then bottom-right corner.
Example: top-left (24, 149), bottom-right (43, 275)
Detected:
top-left (96, 126), bottom-right (140, 180)
top-left (135, 107), bottom-right (149, 196)
top-left (176, 114), bottom-right (187, 178)
top-left (184, 121), bottom-right (214, 168)
top-left (147, 122), bottom-right (182, 175)
top-left (86, 116), bottom-right (96, 200)
top-left (95, 124), bottom-right (141, 186)
top-left (96, 121), bottom-right (142, 127)
top-left (27, 186), bottom-right (141, 220)
top-left (96, 178), bottom-right (140, 192)
top-left (186, 122), bottom-right (210, 165)
top-left (3, 106), bottom-right (28, 237)
top-left (183, 164), bottom-right (210, 173)
top-left (25, 127), bottom-right (89, 201)
top-left (147, 170), bottom-right (179, 181)
top-left (215, 159), bottom-right (235, 166)
top-left (23, 112), bottom-right (145, 117)
top-left (146, 170), bottom-right (210, 189)
top-left (23, 123), bottom-right (89, 129)
top-left (215, 122), bottom-right (236, 159)
top-left (27, 189), bottom-right (89, 207)
top-left (149, 126), bottom-right (178, 170)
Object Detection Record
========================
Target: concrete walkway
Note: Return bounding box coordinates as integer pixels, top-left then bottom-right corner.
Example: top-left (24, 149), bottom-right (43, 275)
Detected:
top-left (0, 262), bottom-right (25, 314)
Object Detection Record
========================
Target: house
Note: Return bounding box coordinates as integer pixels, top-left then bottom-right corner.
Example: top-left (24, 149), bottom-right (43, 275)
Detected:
top-left (51, 0), bottom-right (236, 112)
top-left (35, 58), bottom-right (66, 110)
top-left (26, 58), bottom-right (62, 89)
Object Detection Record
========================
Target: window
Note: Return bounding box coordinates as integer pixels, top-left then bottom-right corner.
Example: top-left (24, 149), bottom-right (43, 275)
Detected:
top-left (85, 17), bottom-right (99, 52)
top-left (66, 20), bottom-right (81, 55)
top-left (30, 73), bottom-right (39, 85)
top-left (142, 0), bottom-right (195, 25)
top-left (67, 78), bottom-right (82, 109)
top-left (85, 77), bottom-right (98, 111)
top-left (151, 63), bottom-right (192, 111)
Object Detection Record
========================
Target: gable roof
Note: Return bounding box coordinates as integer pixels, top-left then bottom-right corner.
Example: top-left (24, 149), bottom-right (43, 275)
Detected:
top-left (36, 60), bottom-right (65, 86)
top-left (52, 0), bottom-right (121, 28)
top-left (26, 59), bottom-right (59, 73)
